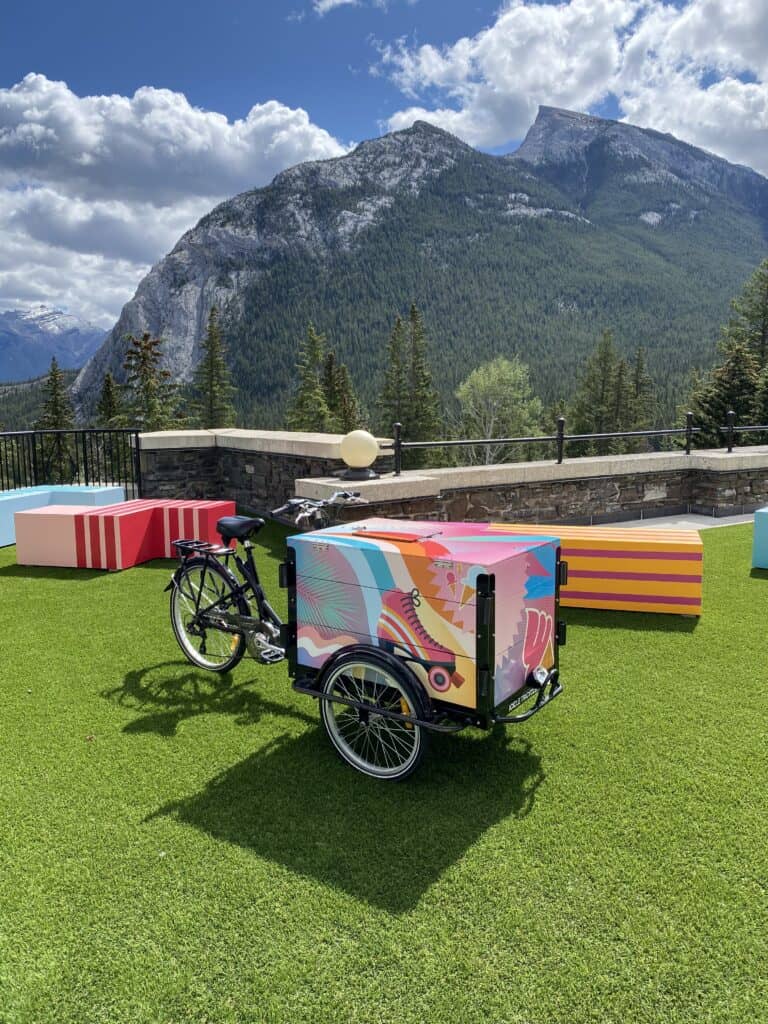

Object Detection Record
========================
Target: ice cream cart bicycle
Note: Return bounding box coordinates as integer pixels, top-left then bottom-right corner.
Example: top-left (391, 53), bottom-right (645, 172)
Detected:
top-left (166, 493), bottom-right (567, 780)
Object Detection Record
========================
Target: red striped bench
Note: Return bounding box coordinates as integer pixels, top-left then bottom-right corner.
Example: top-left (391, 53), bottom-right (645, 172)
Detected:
top-left (14, 499), bottom-right (235, 570)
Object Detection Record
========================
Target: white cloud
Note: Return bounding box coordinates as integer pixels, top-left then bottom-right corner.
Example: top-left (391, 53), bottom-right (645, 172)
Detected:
top-left (313, 0), bottom-right (358, 14)
top-left (0, 74), bottom-right (347, 326)
top-left (382, 0), bottom-right (768, 174)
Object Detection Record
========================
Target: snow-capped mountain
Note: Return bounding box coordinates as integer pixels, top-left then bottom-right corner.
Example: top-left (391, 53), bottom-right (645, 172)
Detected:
top-left (0, 306), bottom-right (106, 382)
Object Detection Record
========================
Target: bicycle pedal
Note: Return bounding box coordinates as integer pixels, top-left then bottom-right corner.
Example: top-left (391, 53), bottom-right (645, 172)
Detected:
top-left (258, 648), bottom-right (285, 665)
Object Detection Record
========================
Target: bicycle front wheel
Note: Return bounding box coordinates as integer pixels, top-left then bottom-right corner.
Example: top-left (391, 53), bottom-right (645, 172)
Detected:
top-left (170, 557), bottom-right (248, 672)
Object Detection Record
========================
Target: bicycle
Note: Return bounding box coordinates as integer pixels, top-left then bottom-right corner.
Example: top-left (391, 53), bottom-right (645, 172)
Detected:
top-left (166, 491), bottom-right (364, 674)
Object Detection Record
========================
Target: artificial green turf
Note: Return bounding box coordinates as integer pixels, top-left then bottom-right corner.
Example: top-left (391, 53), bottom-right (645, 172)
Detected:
top-left (0, 523), bottom-right (766, 1023)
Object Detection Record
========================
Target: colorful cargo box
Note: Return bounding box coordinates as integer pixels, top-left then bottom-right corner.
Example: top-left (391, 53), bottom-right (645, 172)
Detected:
top-left (287, 517), bottom-right (565, 716)
top-left (480, 522), bottom-right (703, 616)
top-left (15, 498), bottom-right (235, 570)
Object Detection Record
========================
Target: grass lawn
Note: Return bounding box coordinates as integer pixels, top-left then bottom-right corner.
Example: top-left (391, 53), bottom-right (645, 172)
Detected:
top-left (0, 522), bottom-right (766, 1024)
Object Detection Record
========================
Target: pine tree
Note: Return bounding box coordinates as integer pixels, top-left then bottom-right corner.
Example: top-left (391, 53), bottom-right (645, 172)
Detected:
top-left (96, 372), bottom-right (123, 426)
top-left (569, 330), bottom-right (620, 455)
top-left (403, 304), bottom-right (441, 467)
top-left (722, 258), bottom-right (768, 369)
top-left (35, 357), bottom-right (75, 483)
top-left (286, 323), bottom-right (334, 431)
top-left (377, 315), bottom-right (408, 434)
top-left (191, 307), bottom-right (236, 428)
top-left (36, 357), bottom-right (74, 431)
top-left (323, 352), bottom-right (363, 433)
top-left (752, 365), bottom-right (768, 443)
top-left (121, 332), bottom-right (181, 432)
top-left (690, 341), bottom-right (758, 446)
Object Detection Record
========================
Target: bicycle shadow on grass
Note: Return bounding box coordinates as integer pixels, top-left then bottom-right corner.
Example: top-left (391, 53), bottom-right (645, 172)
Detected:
top-left (103, 661), bottom-right (316, 736)
top-left (148, 725), bottom-right (544, 914)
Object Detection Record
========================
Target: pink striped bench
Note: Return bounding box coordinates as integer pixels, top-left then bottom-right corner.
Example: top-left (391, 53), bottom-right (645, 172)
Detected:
top-left (14, 498), bottom-right (235, 570)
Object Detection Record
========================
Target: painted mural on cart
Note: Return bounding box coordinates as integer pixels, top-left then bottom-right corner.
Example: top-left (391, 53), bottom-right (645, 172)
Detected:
top-left (288, 519), bottom-right (559, 710)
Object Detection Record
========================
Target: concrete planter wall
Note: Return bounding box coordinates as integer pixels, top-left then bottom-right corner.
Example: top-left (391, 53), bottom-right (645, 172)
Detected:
top-left (139, 429), bottom-right (393, 511)
top-left (138, 430), bottom-right (768, 524)
top-left (296, 448), bottom-right (768, 524)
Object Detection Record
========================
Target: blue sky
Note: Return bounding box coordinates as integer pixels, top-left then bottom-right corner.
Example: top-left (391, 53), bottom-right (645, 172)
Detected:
top-left (0, 0), bottom-right (766, 325)
top-left (1, 1), bottom-right (507, 149)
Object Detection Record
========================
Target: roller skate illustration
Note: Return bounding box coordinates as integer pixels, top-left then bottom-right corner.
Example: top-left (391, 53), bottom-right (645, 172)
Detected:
top-left (377, 588), bottom-right (462, 691)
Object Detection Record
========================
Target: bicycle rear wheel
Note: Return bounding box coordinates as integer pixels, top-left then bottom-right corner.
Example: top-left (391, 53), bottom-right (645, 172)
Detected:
top-left (170, 557), bottom-right (248, 672)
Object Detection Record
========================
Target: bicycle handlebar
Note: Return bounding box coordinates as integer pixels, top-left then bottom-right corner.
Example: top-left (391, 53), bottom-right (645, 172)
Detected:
top-left (270, 491), bottom-right (365, 519)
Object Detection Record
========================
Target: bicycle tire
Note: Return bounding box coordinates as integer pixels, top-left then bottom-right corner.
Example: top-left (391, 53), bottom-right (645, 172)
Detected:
top-left (320, 649), bottom-right (429, 781)
top-left (170, 557), bottom-right (249, 673)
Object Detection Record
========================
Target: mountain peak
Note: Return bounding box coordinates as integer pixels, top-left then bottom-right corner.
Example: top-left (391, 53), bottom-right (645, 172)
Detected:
top-left (515, 104), bottom-right (766, 196)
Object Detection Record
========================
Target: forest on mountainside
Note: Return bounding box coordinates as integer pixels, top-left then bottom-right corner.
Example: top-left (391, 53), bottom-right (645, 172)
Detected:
top-left (224, 157), bottom-right (766, 429)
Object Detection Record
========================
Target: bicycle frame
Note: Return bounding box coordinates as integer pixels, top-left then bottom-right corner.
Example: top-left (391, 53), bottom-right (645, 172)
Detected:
top-left (167, 538), bottom-right (282, 638)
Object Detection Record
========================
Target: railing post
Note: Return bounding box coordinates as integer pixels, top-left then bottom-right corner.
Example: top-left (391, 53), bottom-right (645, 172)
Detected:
top-left (81, 431), bottom-right (89, 485)
top-left (726, 409), bottom-right (735, 453)
top-left (133, 431), bottom-right (143, 498)
top-left (393, 422), bottom-right (402, 477)
top-left (685, 411), bottom-right (693, 456)
top-left (556, 416), bottom-right (565, 465)
top-left (31, 433), bottom-right (38, 486)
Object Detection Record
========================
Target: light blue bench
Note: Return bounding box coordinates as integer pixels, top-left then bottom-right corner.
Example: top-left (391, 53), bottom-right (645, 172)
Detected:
top-left (753, 507), bottom-right (768, 569)
top-left (0, 485), bottom-right (125, 547)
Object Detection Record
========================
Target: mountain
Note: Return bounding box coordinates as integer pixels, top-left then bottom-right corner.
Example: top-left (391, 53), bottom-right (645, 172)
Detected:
top-left (74, 110), bottom-right (768, 425)
top-left (0, 307), bottom-right (105, 383)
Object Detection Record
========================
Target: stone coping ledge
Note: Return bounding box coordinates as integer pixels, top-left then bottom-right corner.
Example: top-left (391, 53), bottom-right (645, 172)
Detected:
top-left (295, 447), bottom-right (768, 500)
top-left (139, 428), bottom-right (392, 460)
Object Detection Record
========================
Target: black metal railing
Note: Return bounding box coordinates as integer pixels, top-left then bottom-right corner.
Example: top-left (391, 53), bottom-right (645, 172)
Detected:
top-left (384, 410), bottom-right (768, 475)
top-left (0, 429), bottom-right (142, 496)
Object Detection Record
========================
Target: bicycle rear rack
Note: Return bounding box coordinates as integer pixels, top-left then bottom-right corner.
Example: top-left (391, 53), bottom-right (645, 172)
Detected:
top-left (172, 538), bottom-right (234, 558)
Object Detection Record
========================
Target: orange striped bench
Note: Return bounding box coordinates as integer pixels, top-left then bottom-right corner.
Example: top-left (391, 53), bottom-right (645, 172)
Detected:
top-left (14, 498), bottom-right (235, 570)
top-left (488, 523), bottom-right (703, 616)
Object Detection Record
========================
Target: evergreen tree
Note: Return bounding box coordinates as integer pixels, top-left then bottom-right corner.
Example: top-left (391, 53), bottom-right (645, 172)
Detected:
top-left (722, 258), bottom-right (768, 369)
top-left (36, 357), bottom-right (74, 431)
top-left (377, 315), bottom-right (408, 434)
top-left (286, 323), bottom-right (334, 431)
top-left (121, 332), bottom-right (182, 432)
top-left (191, 307), bottom-right (236, 428)
top-left (752, 365), bottom-right (768, 443)
top-left (35, 357), bottom-right (75, 483)
top-left (456, 356), bottom-right (543, 464)
top-left (569, 330), bottom-right (620, 455)
top-left (690, 341), bottom-right (758, 446)
top-left (323, 352), bottom-right (363, 433)
top-left (625, 346), bottom-right (656, 452)
top-left (96, 372), bottom-right (123, 426)
top-left (406, 304), bottom-right (441, 440)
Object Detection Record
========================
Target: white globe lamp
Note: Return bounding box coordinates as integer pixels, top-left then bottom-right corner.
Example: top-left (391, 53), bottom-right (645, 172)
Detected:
top-left (339, 430), bottom-right (379, 480)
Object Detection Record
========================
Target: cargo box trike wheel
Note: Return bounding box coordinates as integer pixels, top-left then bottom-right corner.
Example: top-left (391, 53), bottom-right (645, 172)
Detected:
top-left (319, 651), bottom-right (428, 781)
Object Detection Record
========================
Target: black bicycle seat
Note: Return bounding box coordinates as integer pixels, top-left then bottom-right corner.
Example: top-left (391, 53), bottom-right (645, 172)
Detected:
top-left (216, 515), bottom-right (265, 542)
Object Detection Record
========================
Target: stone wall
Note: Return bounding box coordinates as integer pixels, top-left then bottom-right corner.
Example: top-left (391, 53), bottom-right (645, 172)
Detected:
top-left (138, 429), bottom-right (392, 511)
top-left (138, 430), bottom-right (768, 525)
top-left (297, 448), bottom-right (768, 524)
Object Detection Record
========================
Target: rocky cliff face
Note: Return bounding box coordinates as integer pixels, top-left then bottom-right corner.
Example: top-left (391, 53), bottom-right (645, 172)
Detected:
top-left (514, 107), bottom-right (768, 214)
top-left (73, 122), bottom-right (472, 406)
top-left (73, 110), bottom-right (768, 423)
